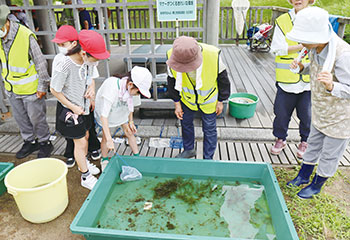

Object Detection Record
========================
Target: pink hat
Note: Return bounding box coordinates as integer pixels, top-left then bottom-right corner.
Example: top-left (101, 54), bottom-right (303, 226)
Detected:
top-left (78, 30), bottom-right (110, 60)
top-left (51, 25), bottom-right (78, 43)
top-left (166, 36), bottom-right (202, 73)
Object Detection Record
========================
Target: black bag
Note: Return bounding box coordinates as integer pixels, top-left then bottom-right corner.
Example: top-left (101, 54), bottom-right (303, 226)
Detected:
top-left (58, 107), bottom-right (83, 127)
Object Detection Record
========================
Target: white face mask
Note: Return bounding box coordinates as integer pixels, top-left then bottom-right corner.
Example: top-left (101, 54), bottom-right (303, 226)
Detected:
top-left (58, 46), bottom-right (68, 55)
top-left (83, 54), bottom-right (99, 67)
top-left (0, 27), bottom-right (7, 38)
top-left (86, 60), bottom-right (99, 67)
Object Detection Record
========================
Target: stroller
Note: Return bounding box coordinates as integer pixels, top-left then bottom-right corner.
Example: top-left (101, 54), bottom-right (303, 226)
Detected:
top-left (247, 23), bottom-right (273, 52)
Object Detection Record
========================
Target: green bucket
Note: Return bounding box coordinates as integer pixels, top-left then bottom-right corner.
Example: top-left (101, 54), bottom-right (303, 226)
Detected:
top-left (229, 93), bottom-right (259, 119)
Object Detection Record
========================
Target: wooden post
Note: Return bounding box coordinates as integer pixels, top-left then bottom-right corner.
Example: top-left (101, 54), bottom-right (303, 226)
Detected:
top-left (206, 0), bottom-right (220, 46)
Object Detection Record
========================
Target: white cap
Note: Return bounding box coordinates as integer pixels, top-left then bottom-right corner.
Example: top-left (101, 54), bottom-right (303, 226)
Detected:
top-left (286, 7), bottom-right (333, 44)
top-left (131, 66), bottom-right (152, 98)
top-left (287, 0), bottom-right (316, 5)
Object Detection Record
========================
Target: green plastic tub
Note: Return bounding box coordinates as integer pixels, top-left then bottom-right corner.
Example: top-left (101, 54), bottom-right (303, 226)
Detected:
top-left (71, 156), bottom-right (298, 240)
top-left (0, 162), bottom-right (14, 196)
top-left (229, 93), bottom-right (259, 119)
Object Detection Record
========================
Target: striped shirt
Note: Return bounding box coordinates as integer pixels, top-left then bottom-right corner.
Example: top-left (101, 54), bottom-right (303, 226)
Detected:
top-left (51, 55), bottom-right (98, 115)
top-left (1, 21), bottom-right (50, 93)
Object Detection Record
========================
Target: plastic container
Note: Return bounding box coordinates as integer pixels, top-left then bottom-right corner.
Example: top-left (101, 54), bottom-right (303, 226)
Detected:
top-left (71, 156), bottom-right (298, 240)
top-left (0, 162), bottom-right (14, 196)
top-left (5, 158), bottom-right (68, 223)
top-left (229, 93), bottom-right (259, 119)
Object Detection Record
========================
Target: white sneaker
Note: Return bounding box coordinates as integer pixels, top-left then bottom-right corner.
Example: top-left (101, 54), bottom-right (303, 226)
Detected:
top-left (101, 159), bottom-right (109, 172)
top-left (81, 174), bottom-right (98, 190)
top-left (87, 159), bottom-right (100, 175)
top-left (79, 159), bottom-right (100, 175)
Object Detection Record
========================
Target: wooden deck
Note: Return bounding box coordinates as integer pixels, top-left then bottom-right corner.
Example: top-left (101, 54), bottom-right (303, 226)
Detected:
top-left (1, 134), bottom-right (350, 167)
top-left (132, 45), bottom-right (300, 130)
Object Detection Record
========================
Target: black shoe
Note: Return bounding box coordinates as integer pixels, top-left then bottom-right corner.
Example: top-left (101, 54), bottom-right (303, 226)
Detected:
top-left (90, 150), bottom-right (101, 160)
top-left (66, 158), bottom-right (75, 168)
top-left (37, 140), bottom-right (54, 158)
top-left (175, 149), bottom-right (196, 159)
top-left (16, 140), bottom-right (40, 159)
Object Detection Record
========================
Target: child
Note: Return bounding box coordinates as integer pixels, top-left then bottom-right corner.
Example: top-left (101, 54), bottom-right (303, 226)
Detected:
top-left (94, 66), bottom-right (152, 171)
top-left (286, 7), bottom-right (350, 199)
top-left (51, 25), bottom-right (101, 169)
top-left (270, 0), bottom-right (315, 158)
top-left (51, 30), bottom-right (110, 190)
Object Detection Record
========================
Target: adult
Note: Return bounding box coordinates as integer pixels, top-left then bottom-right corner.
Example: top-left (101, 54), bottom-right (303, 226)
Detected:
top-left (286, 7), bottom-right (350, 199)
top-left (166, 36), bottom-right (230, 160)
top-left (270, 0), bottom-right (315, 158)
top-left (0, 5), bottom-right (53, 159)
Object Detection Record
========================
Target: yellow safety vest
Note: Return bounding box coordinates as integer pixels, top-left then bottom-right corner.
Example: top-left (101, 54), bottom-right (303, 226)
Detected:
top-left (275, 13), bottom-right (310, 84)
top-left (0, 24), bottom-right (39, 95)
top-left (167, 43), bottom-right (220, 114)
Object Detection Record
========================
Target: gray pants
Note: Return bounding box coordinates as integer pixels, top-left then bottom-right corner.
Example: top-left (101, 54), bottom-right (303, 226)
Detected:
top-left (7, 92), bottom-right (50, 143)
top-left (0, 82), bottom-right (8, 113)
top-left (303, 125), bottom-right (349, 177)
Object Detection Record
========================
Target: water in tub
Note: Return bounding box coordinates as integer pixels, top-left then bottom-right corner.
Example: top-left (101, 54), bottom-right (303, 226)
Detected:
top-left (96, 176), bottom-right (276, 239)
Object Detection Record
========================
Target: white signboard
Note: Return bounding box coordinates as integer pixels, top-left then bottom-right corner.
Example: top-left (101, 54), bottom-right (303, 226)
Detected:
top-left (157, 0), bottom-right (197, 21)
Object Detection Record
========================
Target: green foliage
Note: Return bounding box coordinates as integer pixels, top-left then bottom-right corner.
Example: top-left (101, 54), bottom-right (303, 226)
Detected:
top-left (274, 167), bottom-right (350, 240)
top-left (221, 0), bottom-right (350, 42)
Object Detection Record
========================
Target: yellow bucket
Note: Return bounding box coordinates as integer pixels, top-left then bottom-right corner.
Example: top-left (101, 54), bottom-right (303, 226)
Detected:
top-left (4, 158), bottom-right (68, 223)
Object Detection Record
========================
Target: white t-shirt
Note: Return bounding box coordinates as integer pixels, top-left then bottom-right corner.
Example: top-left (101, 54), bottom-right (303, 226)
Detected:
top-left (94, 77), bottom-right (141, 127)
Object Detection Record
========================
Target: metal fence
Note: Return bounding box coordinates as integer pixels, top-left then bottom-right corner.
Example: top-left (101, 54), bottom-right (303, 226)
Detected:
top-left (52, 6), bottom-right (274, 45)
top-left (3, 1), bottom-right (350, 107)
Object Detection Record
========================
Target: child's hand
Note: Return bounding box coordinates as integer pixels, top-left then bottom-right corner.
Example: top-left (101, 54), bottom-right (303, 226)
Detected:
top-left (71, 105), bottom-right (84, 115)
top-left (128, 121), bottom-right (137, 134)
top-left (106, 138), bottom-right (115, 152)
top-left (317, 71), bottom-right (334, 91)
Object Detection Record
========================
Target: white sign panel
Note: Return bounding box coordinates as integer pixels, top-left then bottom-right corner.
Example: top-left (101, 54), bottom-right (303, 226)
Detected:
top-left (157, 0), bottom-right (197, 21)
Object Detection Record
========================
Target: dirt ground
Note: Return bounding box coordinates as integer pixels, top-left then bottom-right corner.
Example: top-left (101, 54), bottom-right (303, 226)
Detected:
top-left (0, 154), bottom-right (349, 240)
top-left (0, 154), bottom-right (87, 240)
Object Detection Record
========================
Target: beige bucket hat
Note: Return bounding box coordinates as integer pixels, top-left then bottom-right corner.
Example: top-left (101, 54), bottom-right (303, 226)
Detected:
top-left (166, 36), bottom-right (203, 73)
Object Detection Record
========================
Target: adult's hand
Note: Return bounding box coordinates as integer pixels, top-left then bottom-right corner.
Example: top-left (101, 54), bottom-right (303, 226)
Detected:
top-left (36, 91), bottom-right (46, 99)
top-left (216, 101), bottom-right (223, 116)
top-left (174, 102), bottom-right (183, 120)
top-left (317, 71), bottom-right (334, 91)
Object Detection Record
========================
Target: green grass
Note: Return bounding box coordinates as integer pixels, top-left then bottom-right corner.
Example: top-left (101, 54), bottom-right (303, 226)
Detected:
top-left (274, 167), bottom-right (350, 240)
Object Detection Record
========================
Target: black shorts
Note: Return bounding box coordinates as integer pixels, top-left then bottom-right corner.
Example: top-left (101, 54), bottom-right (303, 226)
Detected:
top-left (55, 102), bottom-right (92, 139)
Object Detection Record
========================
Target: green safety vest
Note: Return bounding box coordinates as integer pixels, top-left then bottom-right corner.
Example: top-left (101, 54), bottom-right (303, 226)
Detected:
top-left (167, 43), bottom-right (220, 114)
top-left (275, 13), bottom-right (310, 84)
top-left (0, 24), bottom-right (39, 95)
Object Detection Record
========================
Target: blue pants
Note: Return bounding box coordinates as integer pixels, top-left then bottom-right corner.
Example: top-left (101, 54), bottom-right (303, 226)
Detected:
top-left (181, 102), bottom-right (217, 159)
top-left (273, 84), bottom-right (311, 142)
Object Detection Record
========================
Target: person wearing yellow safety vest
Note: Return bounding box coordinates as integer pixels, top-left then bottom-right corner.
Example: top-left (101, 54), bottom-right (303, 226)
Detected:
top-left (270, 0), bottom-right (315, 159)
top-left (0, 5), bottom-right (53, 159)
top-left (167, 36), bottom-right (230, 159)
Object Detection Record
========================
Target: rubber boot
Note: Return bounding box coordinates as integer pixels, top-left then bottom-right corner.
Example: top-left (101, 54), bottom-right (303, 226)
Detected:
top-left (297, 174), bottom-right (328, 199)
top-left (286, 163), bottom-right (315, 187)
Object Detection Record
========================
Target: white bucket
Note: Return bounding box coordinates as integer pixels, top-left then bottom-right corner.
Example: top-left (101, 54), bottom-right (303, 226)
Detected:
top-left (5, 158), bottom-right (68, 223)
